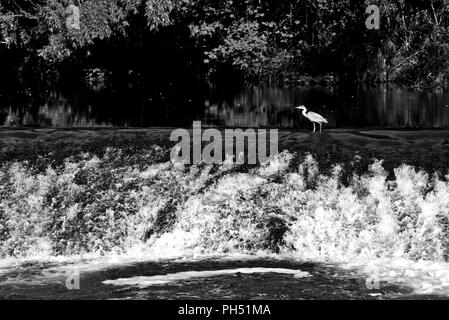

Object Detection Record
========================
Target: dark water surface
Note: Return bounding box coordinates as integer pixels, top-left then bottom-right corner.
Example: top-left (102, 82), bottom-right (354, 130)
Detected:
top-left (0, 258), bottom-right (432, 300)
top-left (1, 84), bottom-right (449, 129)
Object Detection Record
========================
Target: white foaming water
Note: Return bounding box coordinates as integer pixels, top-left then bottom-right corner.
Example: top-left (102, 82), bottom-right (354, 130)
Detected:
top-left (346, 258), bottom-right (449, 296)
top-left (3, 153), bottom-right (449, 297)
top-left (103, 267), bottom-right (311, 288)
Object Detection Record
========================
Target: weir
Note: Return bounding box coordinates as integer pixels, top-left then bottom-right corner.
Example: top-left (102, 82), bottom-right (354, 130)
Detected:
top-left (170, 121), bottom-right (278, 164)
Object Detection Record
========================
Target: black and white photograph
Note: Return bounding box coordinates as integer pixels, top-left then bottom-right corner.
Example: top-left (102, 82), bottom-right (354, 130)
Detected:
top-left (1, 0), bottom-right (449, 308)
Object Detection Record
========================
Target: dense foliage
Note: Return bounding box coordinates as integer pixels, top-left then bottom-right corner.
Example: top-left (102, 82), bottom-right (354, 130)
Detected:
top-left (1, 0), bottom-right (449, 88)
top-left (0, 0), bottom-right (181, 60)
top-left (187, 0), bottom-right (449, 87)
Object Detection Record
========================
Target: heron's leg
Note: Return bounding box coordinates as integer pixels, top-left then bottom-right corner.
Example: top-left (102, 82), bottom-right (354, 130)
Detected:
top-left (320, 123), bottom-right (322, 133)
top-left (313, 123), bottom-right (315, 133)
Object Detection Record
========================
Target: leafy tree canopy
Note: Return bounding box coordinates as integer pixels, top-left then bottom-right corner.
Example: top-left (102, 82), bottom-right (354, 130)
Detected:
top-left (0, 0), bottom-right (183, 62)
top-left (1, 0), bottom-right (449, 88)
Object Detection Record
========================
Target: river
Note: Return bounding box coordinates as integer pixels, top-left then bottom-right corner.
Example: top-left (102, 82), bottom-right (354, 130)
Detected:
top-left (1, 84), bottom-right (449, 129)
top-left (3, 255), bottom-right (443, 300)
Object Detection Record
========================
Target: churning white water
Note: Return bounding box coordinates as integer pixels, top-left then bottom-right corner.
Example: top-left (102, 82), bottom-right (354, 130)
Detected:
top-left (2, 149), bottom-right (449, 298)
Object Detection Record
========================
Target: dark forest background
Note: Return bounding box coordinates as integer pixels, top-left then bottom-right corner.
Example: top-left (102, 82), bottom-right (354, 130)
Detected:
top-left (1, 0), bottom-right (449, 93)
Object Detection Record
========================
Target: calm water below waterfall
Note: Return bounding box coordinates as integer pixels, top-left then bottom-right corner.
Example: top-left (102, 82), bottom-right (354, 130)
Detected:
top-left (1, 84), bottom-right (449, 129)
top-left (0, 258), bottom-right (437, 300)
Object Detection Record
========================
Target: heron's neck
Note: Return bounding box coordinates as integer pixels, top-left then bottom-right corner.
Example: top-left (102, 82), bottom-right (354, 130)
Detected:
top-left (302, 109), bottom-right (308, 117)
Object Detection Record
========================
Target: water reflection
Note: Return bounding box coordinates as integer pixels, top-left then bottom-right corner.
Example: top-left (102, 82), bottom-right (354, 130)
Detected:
top-left (2, 105), bottom-right (114, 128)
top-left (0, 90), bottom-right (115, 127)
top-left (204, 85), bottom-right (449, 129)
top-left (1, 84), bottom-right (449, 128)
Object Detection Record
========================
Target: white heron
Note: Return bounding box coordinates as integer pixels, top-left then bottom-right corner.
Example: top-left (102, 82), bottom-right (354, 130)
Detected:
top-left (296, 105), bottom-right (328, 133)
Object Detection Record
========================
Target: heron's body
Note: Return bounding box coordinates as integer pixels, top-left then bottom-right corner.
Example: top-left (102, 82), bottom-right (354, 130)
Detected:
top-left (296, 105), bottom-right (328, 132)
